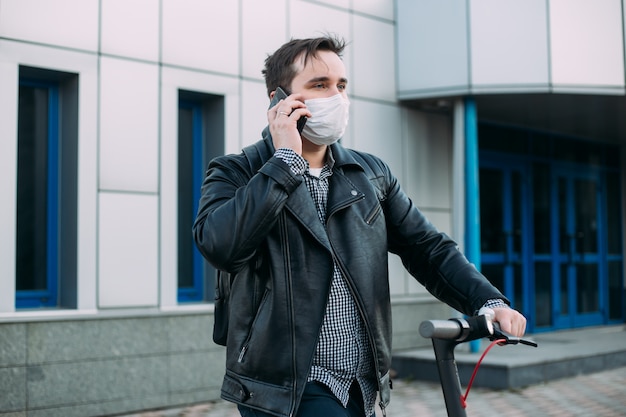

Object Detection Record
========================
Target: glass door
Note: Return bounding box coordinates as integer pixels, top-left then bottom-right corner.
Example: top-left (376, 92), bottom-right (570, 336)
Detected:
top-left (480, 159), bottom-right (531, 320)
top-left (551, 167), bottom-right (605, 328)
top-left (478, 123), bottom-right (623, 331)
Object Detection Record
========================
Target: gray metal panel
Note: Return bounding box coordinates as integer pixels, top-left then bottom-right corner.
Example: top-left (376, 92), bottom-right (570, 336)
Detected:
top-left (396, 0), bottom-right (469, 99)
top-left (469, 0), bottom-right (550, 90)
top-left (549, 0), bottom-right (625, 90)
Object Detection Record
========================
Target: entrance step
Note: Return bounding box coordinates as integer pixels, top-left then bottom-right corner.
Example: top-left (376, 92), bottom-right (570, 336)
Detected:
top-left (391, 324), bottom-right (626, 390)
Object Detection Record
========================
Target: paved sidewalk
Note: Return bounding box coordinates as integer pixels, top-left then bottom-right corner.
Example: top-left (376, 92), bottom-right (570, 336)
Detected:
top-left (120, 366), bottom-right (626, 417)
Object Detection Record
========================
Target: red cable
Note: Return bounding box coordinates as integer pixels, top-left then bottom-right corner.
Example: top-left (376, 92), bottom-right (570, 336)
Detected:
top-left (460, 339), bottom-right (507, 408)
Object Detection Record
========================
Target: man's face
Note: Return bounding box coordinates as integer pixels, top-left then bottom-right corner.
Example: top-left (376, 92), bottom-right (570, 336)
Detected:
top-left (288, 50), bottom-right (348, 101)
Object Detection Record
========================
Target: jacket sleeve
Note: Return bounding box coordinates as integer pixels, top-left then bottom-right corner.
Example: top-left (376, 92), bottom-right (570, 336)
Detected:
top-left (379, 159), bottom-right (508, 316)
top-left (192, 152), bottom-right (302, 273)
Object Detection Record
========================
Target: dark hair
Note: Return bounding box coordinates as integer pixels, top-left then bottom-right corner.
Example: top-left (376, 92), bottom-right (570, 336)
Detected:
top-left (262, 35), bottom-right (346, 97)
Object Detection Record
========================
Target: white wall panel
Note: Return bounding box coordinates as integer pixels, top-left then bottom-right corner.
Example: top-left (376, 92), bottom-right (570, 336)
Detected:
top-left (404, 110), bottom-right (452, 210)
top-left (403, 110), bottom-right (453, 296)
top-left (0, 0), bottom-right (98, 52)
top-left (0, 32), bottom-right (97, 75)
top-left (99, 57), bottom-right (159, 193)
top-left (550, 0), bottom-right (625, 90)
top-left (351, 99), bottom-right (403, 176)
top-left (290, 2), bottom-right (351, 43)
top-left (99, 192), bottom-right (159, 308)
top-left (0, 61), bottom-right (18, 313)
top-left (162, 0), bottom-right (239, 75)
top-left (75, 59), bottom-right (100, 312)
top-left (241, 80), bottom-right (271, 147)
top-left (353, 15), bottom-right (396, 102)
top-left (101, 0), bottom-right (160, 62)
top-left (396, 0), bottom-right (469, 99)
top-left (470, 0), bottom-right (549, 90)
top-left (241, 0), bottom-right (287, 80)
top-left (159, 86), bottom-right (178, 309)
top-left (388, 254), bottom-right (407, 296)
top-left (306, 0), bottom-right (350, 10)
top-left (351, 0), bottom-right (394, 21)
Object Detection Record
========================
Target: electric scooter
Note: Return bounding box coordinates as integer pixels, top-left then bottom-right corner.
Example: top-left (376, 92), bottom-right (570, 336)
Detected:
top-left (419, 308), bottom-right (538, 417)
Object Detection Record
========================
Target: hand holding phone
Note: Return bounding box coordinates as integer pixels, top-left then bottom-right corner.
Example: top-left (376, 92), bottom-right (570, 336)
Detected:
top-left (269, 87), bottom-right (307, 133)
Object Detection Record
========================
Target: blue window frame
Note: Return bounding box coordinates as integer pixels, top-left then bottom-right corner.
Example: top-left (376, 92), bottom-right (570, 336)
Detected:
top-left (177, 90), bottom-right (224, 303)
top-left (178, 99), bottom-right (206, 302)
top-left (16, 79), bottom-right (60, 308)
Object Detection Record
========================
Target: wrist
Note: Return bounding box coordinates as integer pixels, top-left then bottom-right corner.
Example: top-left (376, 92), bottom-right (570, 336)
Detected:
top-left (275, 148), bottom-right (307, 175)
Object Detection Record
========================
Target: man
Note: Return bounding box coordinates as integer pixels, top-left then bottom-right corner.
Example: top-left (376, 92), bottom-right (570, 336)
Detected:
top-left (193, 36), bottom-right (526, 417)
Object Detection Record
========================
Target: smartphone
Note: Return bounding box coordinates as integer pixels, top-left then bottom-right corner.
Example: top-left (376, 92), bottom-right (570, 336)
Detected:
top-left (269, 86), bottom-right (307, 133)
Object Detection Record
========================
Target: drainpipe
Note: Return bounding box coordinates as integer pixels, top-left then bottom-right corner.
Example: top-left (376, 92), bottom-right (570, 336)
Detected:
top-left (464, 96), bottom-right (481, 353)
top-left (464, 97), bottom-right (481, 271)
top-left (452, 100), bottom-right (465, 253)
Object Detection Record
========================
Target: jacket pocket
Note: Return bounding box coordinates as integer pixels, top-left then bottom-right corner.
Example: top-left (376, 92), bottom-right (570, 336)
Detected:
top-left (365, 202), bottom-right (382, 225)
top-left (237, 288), bottom-right (271, 363)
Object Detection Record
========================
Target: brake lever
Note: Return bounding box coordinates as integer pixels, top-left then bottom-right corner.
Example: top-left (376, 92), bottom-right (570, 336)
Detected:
top-left (491, 322), bottom-right (538, 348)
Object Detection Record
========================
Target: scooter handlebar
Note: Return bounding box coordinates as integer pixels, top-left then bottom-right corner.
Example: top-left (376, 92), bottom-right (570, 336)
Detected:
top-left (419, 314), bottom-right (494, 343)
top-left (420, 308), bottom-right (538, 347)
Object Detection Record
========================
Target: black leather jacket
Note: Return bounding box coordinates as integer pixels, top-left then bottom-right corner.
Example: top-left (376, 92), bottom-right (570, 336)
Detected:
top-left (193, 130), bottom-right (507, 417)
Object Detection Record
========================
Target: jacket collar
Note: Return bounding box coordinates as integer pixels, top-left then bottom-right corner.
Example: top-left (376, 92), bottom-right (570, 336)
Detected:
top-left (258, 128), bottom-right (366, 249)
top-left (260, 127), bottom-right (365, 173)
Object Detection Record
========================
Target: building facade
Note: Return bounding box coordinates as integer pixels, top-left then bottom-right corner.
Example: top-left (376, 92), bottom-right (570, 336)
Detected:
top-left (0, 0), bottom-right (624, 416)
top-left (396, 0), bottom-right (625, 333)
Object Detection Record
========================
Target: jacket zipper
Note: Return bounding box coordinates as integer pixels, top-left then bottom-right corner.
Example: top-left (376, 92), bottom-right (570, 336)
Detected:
top-left (279, 213), bottom-right (298, 417)
top-left (237, 289), bottom-right (270, 363)
top-left (327, 201), bottom-right (388, 416)
top-left (331, 249), bottom-right (388, 416)
top-left (365, 203), bottom-right (382, 225)
top-left (237, 345), bottom-right (248, 363)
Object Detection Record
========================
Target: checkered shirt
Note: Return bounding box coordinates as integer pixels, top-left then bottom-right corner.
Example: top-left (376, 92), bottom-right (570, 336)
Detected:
top-left (275, 148), bottom-right (378, 416)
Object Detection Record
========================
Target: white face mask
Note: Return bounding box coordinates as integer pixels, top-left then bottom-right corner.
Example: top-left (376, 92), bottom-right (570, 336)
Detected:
top-left (301, 94), bottom-right (350, 146)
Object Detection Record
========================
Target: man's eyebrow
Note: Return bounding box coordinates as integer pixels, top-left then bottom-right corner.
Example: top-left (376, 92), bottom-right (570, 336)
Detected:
top-left (306, 76), bottom-right (349, 84)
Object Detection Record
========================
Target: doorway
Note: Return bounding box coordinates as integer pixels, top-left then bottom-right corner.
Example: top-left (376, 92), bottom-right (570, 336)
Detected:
top-left (551, 167), bottom-right (605, 328)
top-left (478, 125), bottom-right (623, 332)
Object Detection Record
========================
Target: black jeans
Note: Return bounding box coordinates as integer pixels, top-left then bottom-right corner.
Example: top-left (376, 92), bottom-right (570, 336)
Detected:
top-left (237, 381), bottom-right (373, 417)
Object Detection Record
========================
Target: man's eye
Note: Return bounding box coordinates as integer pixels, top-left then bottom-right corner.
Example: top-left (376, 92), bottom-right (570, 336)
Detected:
top-left (313, 83), bottom-right (325, 89)
top-left (338, 84), bottom-right (347, 90)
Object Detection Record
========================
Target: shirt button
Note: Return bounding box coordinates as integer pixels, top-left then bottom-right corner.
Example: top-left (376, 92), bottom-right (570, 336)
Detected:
top-left (351, 190), bottom-right (358, 196)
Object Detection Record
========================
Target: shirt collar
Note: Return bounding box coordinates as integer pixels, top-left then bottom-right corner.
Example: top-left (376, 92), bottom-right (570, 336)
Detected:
top-left (306, 148), bottom-right (335, 179)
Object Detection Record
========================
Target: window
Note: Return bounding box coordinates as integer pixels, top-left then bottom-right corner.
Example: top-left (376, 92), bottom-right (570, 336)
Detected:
top-left (16, 66), bottom-right (78, 309)
top-left (177, 91), bottom-right (224, 303)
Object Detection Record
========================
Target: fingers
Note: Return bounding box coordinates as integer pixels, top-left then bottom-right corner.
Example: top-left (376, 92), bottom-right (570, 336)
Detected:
top-left (492, 307), bottom-right (527, 337)
top-left (268, 93), bottom-right (310, 122)
top-left (267, 94), bottom-right (310, 153)
top-left (272, 106), bottom-right (308, 122)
